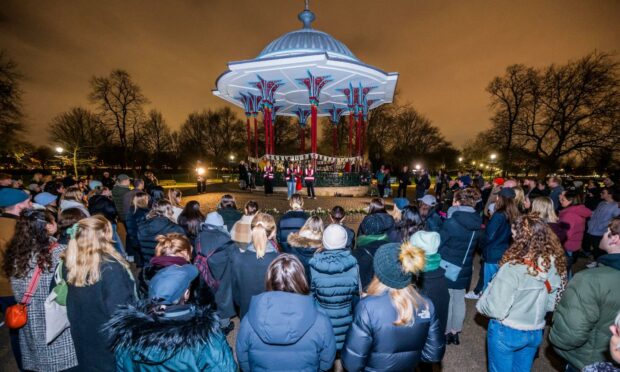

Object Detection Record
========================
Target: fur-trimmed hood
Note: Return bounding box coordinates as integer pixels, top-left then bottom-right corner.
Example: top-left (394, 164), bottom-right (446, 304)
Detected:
top-left (287, 232), bottom-right (322, 249)
top-left (104, 301), bottom-right (220, 364)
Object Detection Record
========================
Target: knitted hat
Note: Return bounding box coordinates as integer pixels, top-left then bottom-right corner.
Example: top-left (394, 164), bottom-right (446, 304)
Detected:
top-left (373, 243), bottom-right (412, 289)
top-left (493, 177), bottom-right (505, 186)
top-left (0, 188), bottom-right (29, 208)
top-left (34, 192), bottom-right (56, 207)
top-left (499, 187), bottom-right (516, 199)
top-left (393, 198), bottom-right (409, 210)
top-left (322, 224), bottom-right (348, 250)
top-left (149, 264), bottom-right (199, 305)
top-left (410, 231), bottom-right (440, 255)
top-left (205, 211), bottom-right (225, 227)
top-left (360, 214), bottom-right (394, 235)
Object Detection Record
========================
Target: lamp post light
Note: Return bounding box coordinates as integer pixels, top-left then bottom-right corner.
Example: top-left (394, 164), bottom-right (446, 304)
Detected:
top-left (490, 153), bottom-right (497, 161)
top-left (230, 154), bottom-right (236, 161)
top-left (55, 146), bottom-right (64, 154)
top-left (472, 161), bottom-right (476, 166)
top-left (415, 164), bottom-right (421, 171)
top-left (458, 157), bottom-right (463, 163)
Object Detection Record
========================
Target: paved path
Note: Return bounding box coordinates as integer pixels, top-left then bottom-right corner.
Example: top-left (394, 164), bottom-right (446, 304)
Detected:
top-left (0, 184), bottom-right (570, 371)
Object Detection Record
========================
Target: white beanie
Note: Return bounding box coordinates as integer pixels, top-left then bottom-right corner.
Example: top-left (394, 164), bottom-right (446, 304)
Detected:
top-left (410, 231), bottom-right (440, 255)
top-left (322, 224), bottom-right (348, 250)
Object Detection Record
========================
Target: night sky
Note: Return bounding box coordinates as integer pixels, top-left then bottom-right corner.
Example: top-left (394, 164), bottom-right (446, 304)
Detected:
top-left (1, 0), bottom-right (618, 147)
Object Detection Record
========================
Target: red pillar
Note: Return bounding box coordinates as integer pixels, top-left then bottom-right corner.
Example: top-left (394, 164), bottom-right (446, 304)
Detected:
top-left (356, 111), bottom-right (363, 156)
top-left (270, 119), bottom-right (275, 155)
top-left (264, 109), bottom-right (270, 155)
top-left (348, 113), bottom-right (354, 156)
top-left (253, 116), bottom-right (258, 158)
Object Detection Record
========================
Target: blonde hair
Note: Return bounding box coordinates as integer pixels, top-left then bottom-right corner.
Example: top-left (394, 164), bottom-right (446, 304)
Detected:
top-left (167, 188), bottom-right (182, 207)
top-left (64, 215), bottom-right (130, 287)
top-left (63, 186), bottom-right (85, 204)
top-left (147, 199), bottom-right (175, 222)
top-left (514, 186), bottom-right (526, 210)
top-left (531, 197), bottom-right (559, 223)
top-left (250, 213), bottom-right (276, 259)
top-left (132, 192), bottom-right (150, 210)
top-left (367, 242), bottom-right (426, 326)
top-left (299, 215), bottom-right (324, 239)
top-left (155, 233), bottom-right (192, 261)
top-left (289, 194), bottom-right (304, 210)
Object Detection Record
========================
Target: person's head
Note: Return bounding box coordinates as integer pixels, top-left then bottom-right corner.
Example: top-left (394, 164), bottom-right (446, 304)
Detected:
top-left (368, 198), bottom-right (386, 214)
top-left (322, 224), bottom-right (348, 250)
top-left (452, 187), bottom-right (481, 207)
top-left (147, 199), bottom-right (175, 221)
top-left (265, 254), bottom-right (309, 295)
top-left (396, 206), bottom-right (425, 241)
top-left (244, 200), bottom-right (259, 216)
top-left (289, 194), bottom-right (304, 210)
top-left (0, 173), bottom-right (12, 187)
top-left (34, 192), bottom-right (58, 208)
top-left (64, 215), bottom-right (129, 287)
top-left (417, 195), bottom-right (437, 218)
top-left (58, 208), bottom-right (88, 238)
top-left (0, 187), bottom-right (31, 215)
top-left (3, 209), bottom-right (56, 278)
top-left (103, 171), bottom-right (110, 178)
top-left (329, 205), bottom-right (346, 224)
top-left (403, 165), bottom-right (408, 172)
top-left (495, 188), bottom-right (521, 223)
top-left (116, 174), bottom-right (130, 186)
top-left (177, 201), bottom-right (204, 238)
top-left (530, 197), bottom-right (558, 223)
top-left (547, 176), bottom-right (561, 188)
top-left (603, 177), bottom-right (615, 188)
top-left (600, 217), bottom-right (620, 254)
top-left (367, 241), bottom-right (426, 326)
top-left (501, 215), bottom-right (567, 277)
top-left (148, 264), bottom-right (199, 309)
top-left (513, 186), bottom-right (527, 210)
top-left (154, 233), bottom-right (192, 261)
top-left (601, 187), bottom-right (620, 203)
top-left (167, 188), bottom-right (182, 207)
top-left (410, 231), bottom-right (440, 259)
top-left (559, 190), bottom-right (580, 208)
top-left (133, 178), bottom-right (144, 190)
top-left (132, 192), bottom-right (150, 211)
top-left (250, 213), bottom-right (277, 259)
top-left (63, 186), bottom-right (84, 204)
top-left (218, 194), bottom-right (237, 210)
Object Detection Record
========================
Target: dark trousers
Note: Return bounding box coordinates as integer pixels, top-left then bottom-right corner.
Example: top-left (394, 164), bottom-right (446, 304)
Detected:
top-left (306, 181), bottom-right (315, 198)
top-left (197, 181), bottom-right (207, 193)
top-left (377, 184), bottom-right (385, 198)
top-left (473, 258), bottom-right (485, 294)
top-left (0, 296), bottom-right (22, 371)
top-left (583, 233), bottom-right (603, 258)
top-left (397, 183), bottom-right (407, 198)
top-left (264, 179), bottom-right (273, 194)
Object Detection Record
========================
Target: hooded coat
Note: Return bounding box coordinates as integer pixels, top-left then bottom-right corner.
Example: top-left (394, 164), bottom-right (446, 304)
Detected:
top-left (236, 291), bottom-right (336, 372)
top-left (218, 208), bottom-right (243, 233)
top-left (288, 232), bottom-right (322, 283)
top-left (309, 249), bottom-right (360, 350)
top-left (559, 204), bottom-right (592, 252)
top-left (357, 212), bottom-right (395, 237)
top-left (550, 253), bottom-right (620, 369)
top-left (125, 207), bottom-right (149, 260)
top-left (341, 293), bottom-right (445, 372)
top-left (137, 216), bottom-right (186, 261)
top-left (438, 208), bottom-right (483, 290)
top-left (105, 303), bottom-right (236, 371)
top-left (277, 210), bottom-right (309, 253)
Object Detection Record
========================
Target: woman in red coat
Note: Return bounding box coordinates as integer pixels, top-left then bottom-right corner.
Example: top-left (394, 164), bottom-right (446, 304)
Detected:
top-left (558, 189), bottom-right (592, 276)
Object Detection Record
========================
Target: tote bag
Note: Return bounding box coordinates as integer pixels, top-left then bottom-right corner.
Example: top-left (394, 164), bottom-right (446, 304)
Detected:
top-left (440, 231), bottom-right (475, 282)
top-left (45, 261), bottom-right (70, 344)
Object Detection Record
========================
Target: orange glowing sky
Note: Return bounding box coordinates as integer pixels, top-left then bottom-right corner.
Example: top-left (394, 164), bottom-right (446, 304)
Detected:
top-left (1, 0), bottom-right (618, 147)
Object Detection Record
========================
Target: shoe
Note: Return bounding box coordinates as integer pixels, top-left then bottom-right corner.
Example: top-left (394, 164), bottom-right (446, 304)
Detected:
top-left (586, 261), bottom-right (598, 268)
top-left (464, 291), bottom-right (480, 300)
top-left (445, 333), bottom-right (454, 345)
top-left (453, 333), bottom-right (460, 345)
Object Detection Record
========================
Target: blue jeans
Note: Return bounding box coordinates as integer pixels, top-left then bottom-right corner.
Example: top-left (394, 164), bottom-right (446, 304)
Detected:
top-left (488, 319), bottom-right (543, 372)
top-left (287, 181), bottom-right (296, 198)
top-left (483, 263), bottom-right (499, 291)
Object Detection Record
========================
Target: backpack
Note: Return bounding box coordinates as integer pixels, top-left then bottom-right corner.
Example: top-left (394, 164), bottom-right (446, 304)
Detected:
top-left (194, 239), bottom-right (221, 292)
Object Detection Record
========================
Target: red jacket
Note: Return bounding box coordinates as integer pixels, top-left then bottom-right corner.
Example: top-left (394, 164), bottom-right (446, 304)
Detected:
top-left (559, 204), bottom-right (592, 252)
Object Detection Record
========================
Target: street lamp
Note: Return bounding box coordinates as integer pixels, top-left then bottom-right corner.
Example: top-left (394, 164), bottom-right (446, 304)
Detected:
top-left (229, 154), bottom-right (235, 161)
top-left (472, 161), bottom-right (476, 165)
top-left (490, 153), bottom-right (497, 160)
top-left (458, 157), bottom-right (463, 163)
top-left (415, 164), bottom-right (421, 171)
top-left (55, 146), bottom-right (64, 154)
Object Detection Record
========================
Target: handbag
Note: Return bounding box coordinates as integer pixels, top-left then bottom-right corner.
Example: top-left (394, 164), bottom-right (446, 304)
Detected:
top-left (45, 260), bottom-right (70, 344)
top-left (5, 266), bottom-right (43, 329)
top-left (440, 231), bottom-right (476, 282)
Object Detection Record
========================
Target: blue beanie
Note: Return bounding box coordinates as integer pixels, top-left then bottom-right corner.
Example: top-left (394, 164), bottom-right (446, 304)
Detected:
top-left (393, 198), bottom-right (409, 210)
top-left (373, 243), bottom-right (412, 289)
top-left (0, 188), bottom-right (29, 208)
top-left (34, 192), bottom-right (57, 206)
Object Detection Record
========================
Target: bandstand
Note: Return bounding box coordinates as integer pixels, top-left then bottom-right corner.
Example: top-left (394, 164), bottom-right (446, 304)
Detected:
top-left (213, 1), bottom-right (398, 193)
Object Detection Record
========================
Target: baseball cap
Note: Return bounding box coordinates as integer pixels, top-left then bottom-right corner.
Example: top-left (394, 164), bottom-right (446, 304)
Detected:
top-left (148, 264), bottom-right (199, 305)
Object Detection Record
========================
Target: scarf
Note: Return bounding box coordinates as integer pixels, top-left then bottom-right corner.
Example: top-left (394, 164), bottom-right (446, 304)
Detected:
top-left (150, 255), bottom-right (188, 268)
top-left (424, 253), bottom-right (442, 272)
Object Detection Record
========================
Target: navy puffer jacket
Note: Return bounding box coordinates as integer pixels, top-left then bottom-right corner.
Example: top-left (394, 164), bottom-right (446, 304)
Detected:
top-left (277, 211), bottom-right (309, 253)
top-left (309, 249), bottom-right (359, 350)
top-left (438, 209), bottom-right (482, 290)
top-left (137, 216), bottom-right (186, 262)
top-left (341, 292), bottom-right (445, 372)
top-left (236, 291), bottom-right (336, 372)
top-left (482, 211), bottom-right (511, 264)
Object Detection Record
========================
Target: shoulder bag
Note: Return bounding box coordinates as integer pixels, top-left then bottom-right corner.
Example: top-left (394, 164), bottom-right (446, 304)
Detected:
top-left (440, 231), bottom-right (476, 282)
top-left (45, 260), bottom-right (70, 344)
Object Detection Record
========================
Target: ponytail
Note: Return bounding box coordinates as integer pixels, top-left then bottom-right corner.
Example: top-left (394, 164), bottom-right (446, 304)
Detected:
top-left (250, 213), bottom-right (276, 259)
top-left (399, 241), bottom-right (426, 275)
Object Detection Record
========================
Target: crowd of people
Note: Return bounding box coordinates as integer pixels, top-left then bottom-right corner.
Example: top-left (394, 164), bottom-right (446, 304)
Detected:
top-left (0, 168), bottom-right (619, 371)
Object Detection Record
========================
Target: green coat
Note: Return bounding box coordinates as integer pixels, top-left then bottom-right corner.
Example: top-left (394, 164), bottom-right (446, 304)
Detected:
top-left (550, 254), bottom-right (620, 369)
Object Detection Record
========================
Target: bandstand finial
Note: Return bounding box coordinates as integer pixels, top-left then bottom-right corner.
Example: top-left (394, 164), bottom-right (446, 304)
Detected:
top-left (298, 0), bottom-right (315, 29)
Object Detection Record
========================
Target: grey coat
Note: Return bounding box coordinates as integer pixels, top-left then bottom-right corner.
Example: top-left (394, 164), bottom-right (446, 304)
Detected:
top-left (10, 244), bottom-right (78, 371)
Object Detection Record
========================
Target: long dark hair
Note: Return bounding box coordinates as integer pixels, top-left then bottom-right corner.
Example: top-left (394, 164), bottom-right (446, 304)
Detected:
top-left (4, 209), bottom-right (55, 278)
top-left (177, 201), bottom-right (204, 239)
top-left (265, 254), bottom-right (309, 295)
top-left (396, 206), bottom-right (425, 241)
top-left (495, 195), bottom-right (521, 224)
top-left (57, 207), bottom-right (89, 243)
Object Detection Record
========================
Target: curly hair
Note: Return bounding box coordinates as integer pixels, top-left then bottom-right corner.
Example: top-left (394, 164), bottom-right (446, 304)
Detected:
top-left (500, 215), bottom-right (567, 279)
top-left (3, 209), bottom-right (55, 279)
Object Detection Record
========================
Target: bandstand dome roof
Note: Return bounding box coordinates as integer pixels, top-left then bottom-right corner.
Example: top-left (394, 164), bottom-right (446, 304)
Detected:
top-left (257, 10), bottom-right (359, 62)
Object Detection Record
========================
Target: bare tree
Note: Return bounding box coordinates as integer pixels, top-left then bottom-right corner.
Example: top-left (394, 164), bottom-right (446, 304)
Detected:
top-left (0, 50), bottom-right (26, 154)
top-left (143, 110), bottom-right (172, 167)
top-left (49, 107), bottom-right (104, 177)
top-left (89, 69), bottom-right (148, 168)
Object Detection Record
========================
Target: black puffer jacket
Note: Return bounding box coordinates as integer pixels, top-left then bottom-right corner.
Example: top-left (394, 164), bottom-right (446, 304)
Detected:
top-left (438, 208), bottom-right (482, 290)
top-left (88, 195), bottom-right (118, 223)
top-left (357, 212), bottom-right (395, 237)
top-left (341, 292), bottom-right (445, 371)
top-left (125, 207), bottom-right (149, 262)
top-left (137, 216), bottom-right (186, 262)
top-left (277, 210), bottom-right (309, 253)
top-left (288, 232), bottom-right (322, 283)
